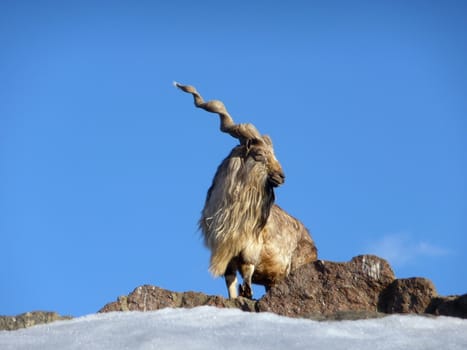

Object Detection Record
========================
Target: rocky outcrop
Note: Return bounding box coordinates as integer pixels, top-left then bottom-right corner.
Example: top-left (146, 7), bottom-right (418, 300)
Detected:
top-left (257, 255), bottom-right (395, 317)
top-left (0, 311), bottom-right (72, 331)
top-left (99, 255), bottom-right (466, 320)
top-left (99, 285), bottom-right (257, 313)
top-left (378, 277), bottom-right (438, 314)
top-left (3, 255), bottom-right (466, 331)
top-left (427, 294), bottom-right (467, 318)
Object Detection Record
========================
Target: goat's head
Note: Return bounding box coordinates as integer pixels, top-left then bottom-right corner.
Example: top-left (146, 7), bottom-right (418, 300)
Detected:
top-left (241, 136), bottom-right (285, 187)
top-left (175, 82), bottom-right (285, 188)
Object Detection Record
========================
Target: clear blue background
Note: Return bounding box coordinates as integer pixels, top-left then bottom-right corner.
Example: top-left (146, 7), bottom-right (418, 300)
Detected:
top-left (1, 0), bottom-right (466, 316)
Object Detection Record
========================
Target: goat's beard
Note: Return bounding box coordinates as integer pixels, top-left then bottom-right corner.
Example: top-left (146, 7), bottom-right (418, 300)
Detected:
top-left (200, 155), bottom-right (275, 276)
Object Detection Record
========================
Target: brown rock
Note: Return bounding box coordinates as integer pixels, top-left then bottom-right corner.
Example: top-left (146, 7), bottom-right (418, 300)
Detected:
top-left (378, 277), bottom-right (437, 314)
top-left (0, 311), bottom-right (72, 331)
top-left (3, 255), bottom-right (465, 331)
top-left (99, 285), bottom-right (257, 313)
top-left (257, 255), bottom-right (395, 317)
top-left (426, 294), bottom-right (467, 318)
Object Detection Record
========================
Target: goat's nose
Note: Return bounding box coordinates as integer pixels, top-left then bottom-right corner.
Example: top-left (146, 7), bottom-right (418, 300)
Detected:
top-left (279, 172), bottom-right (285, 183)
top-left (270, 171), bottom-right (285, 187)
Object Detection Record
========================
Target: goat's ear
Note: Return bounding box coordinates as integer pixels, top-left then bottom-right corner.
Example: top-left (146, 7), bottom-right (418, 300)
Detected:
top-left (247, 138), bottom-right (263, 147)
top-left (245, 139), bottom-right (254, 151)
top-left (244, 138), bottom-right (261, 153)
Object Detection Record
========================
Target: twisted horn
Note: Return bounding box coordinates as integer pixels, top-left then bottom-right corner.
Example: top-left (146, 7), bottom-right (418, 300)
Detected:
top-left (174, 82), bottom-right (261, 143)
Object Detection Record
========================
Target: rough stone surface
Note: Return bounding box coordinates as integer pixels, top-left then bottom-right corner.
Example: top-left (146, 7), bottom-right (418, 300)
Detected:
top-left (378, 277), bottom-right (438, 314)
top-left (0, 311), bottom-right (72, 331)
top-left (99, 285), bottom-right (257, 313)
top-left (427, 294), bottom-right (467, 319)
top-left (257, 255), bottom-right (396, 317)
top-left (4, 255), bottom-right (466, 330)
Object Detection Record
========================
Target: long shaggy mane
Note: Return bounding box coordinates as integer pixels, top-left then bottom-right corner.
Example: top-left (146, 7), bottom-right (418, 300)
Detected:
top-left (199, 146), bottom-right (274, 276)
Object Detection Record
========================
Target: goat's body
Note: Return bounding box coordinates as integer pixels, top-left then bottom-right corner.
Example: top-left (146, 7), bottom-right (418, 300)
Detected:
top-left (200, 146), bottom-right (317, 296)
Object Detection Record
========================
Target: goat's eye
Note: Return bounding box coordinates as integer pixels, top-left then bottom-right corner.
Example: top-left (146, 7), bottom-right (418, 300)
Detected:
top-left (253, 152), bottom-right (266, 162)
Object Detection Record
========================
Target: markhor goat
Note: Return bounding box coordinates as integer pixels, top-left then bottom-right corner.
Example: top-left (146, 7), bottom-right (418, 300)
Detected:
top-left (175, 82), bottom-right (317, 299)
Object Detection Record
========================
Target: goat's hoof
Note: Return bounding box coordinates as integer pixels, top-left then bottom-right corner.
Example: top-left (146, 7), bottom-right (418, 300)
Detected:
top-left (238, 283), bottom-right (253, 299)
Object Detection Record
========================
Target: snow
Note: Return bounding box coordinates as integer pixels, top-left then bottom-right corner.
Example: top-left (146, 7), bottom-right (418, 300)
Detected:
top-left (1, 307), bottom-right (466, 350)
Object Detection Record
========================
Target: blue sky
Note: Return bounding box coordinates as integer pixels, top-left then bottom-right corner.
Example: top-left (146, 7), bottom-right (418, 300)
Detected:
top-left (1, 0), bottom-right (466, 316)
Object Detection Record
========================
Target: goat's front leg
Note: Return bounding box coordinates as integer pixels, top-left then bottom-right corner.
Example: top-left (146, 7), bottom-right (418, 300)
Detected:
top-left (239, 263), bottom-right (255, 299)
top-left (224, 261), bottom-right (238, 299)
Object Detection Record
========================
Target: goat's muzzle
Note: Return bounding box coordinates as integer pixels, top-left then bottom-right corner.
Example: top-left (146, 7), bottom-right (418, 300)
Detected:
top-left (269, 172), bottom-right (285, 187)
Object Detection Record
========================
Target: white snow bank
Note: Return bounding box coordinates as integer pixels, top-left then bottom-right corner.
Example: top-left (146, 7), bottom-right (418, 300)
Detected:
top-left (1, 306), bottom-right (466, 350)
